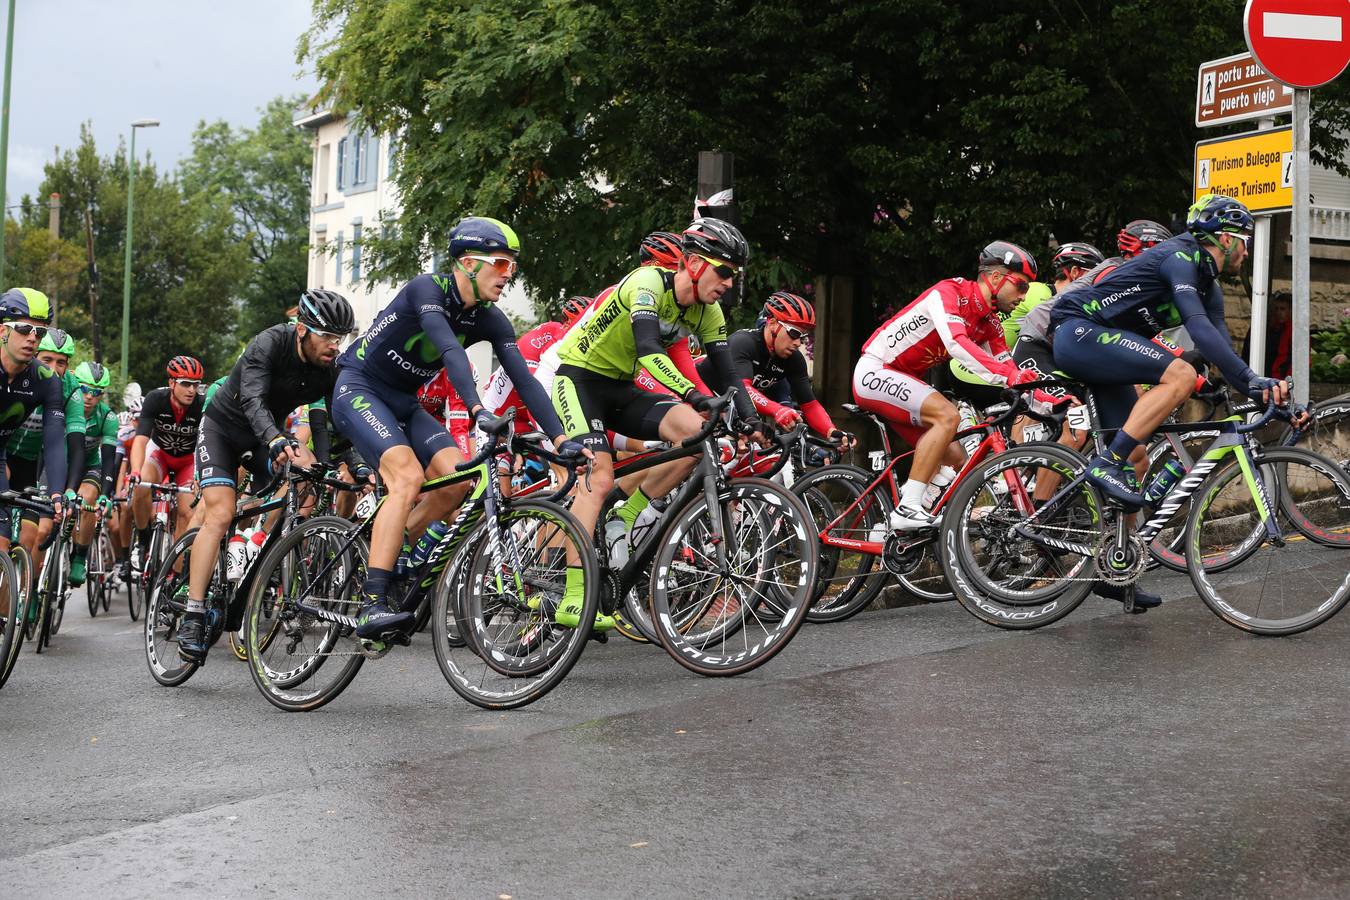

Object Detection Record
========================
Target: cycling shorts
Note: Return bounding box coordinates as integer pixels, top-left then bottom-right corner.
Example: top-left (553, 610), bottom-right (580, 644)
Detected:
top-left (81, 469), bottom-right (105, 491)
top-left (6, 454), bottom-right (43, 525)
top-left (146, 440), bottom-right (195, 488)
top-left (329, 368), bottom-right (457, 470)
top-left (851, 355), bottom-right (936, 429)
top-left (551, 364), bottom-right (678, 456)
top-left (1051, 316), bottom-right (1172, 429)
top-left (195, 416), bottom-right (273, 490)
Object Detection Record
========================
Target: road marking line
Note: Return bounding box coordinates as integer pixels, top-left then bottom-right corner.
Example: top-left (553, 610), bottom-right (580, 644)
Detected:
top-left (1264, 12), bottom-right (1343, 42)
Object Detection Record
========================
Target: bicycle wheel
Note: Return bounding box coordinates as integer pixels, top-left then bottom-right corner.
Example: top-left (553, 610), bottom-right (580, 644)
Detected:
top-left (939, 444), bottom-right (1100, 629)
top-left (46, 538), bottom-right (68, 638)
top-left (1142, 431), bottom-right (1216, 573)
top-left (790, 464), bottom-right (890, 624)
top-left (86, 536), bottom-right (100, 617)
top-left (244, 516), bottom-right (366, 712)
top-left (1289, 397), bottom-right (1350, 473)
top-left (1188, 447), bottom-right (1350, 635)
top-left (144, 528), bottom-right (201, 687)
top-left (649, 477), bottom-right (817, 677)
top-left (90, 526), bottom-right (117, 614)
top-left (433, 500), bottom-right (600, 710)
top-left (13, 545), bottom-right (33, 643)
top-left (0, 550), bottom-right (22, 689)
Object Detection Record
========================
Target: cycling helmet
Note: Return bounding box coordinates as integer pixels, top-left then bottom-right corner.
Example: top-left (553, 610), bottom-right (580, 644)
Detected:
top-left (681, 218), bottom-right (749, 268)
top-left (1050, 241), bottom-right (1105, 275)
top-left (297, 288), bottom-right (356, 334)
top-left (1186, 194), bottom-right (1255, 241)
top-left (639, 231), bottom-right (684, 269)
top-left (0, 287), bottom-right (51, 322)
top-left (762, 291), bottom-right (816, 329)
top-left (1117, 219), bottom-right (1172, 258)
top-left (448, 216), bottom-right (520, 258)
top-left (166, 355), bottom-right (204, 381)
top-left (75, 360), bottom-right (110, 389)
top-left (560, 295), bottom-right (590, 325)
top-left (977, 241), bottom-right (1038, 280)
top-left (38, 327), bottom-right (75, 356)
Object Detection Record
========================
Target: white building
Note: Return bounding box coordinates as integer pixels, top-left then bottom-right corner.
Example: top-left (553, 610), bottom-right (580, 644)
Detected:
top-left (293, 101), bottom-right (533, 378)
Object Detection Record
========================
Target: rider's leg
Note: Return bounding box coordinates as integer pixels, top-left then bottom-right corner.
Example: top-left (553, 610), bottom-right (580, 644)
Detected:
top-left (68, 480), bottom-right (99, 586)
top-left (135, 456), bottom-right (166, 557)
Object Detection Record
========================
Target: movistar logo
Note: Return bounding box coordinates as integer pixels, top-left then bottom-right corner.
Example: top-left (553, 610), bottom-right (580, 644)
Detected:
top-left (432, 275), bottom-right (451, 293)
top-left (356, 338), bottom-right (367, 360)
top-left (1083, 300), bottom-right (1101, 315)
top-left (1175, 250), bottom-right (1202, 264)
top-left (351, 395), bottom-right (371, 412)
top-left (0, 400), bottom-right (24, 426)
top-left (1097, 332), bottom-right (1121, 345)
top-left (403, 332), bottom-right (445, 364)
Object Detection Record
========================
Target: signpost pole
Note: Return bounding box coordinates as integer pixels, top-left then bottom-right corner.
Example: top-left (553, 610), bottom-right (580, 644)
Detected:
top-left (1248, 116), bottom-right (1276, 375)
top-left (1291, 89), bottom-right (1311, 404)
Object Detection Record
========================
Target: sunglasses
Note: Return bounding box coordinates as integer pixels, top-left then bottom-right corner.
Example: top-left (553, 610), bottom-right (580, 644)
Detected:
top-left (307, 328), bottom-right (345, 344)
top-left (698, 255), bottom-right (739, 279)
top-left (8, 323), bottom-right (47, 340)
top-left (174, 380), bottom-right (203, 390)
top-left (465, 255), bottom-right (518, 277)
top-left (80, 386), bottom-right (105, 397)
top-left (782, 325), bottom-right (811, 341)
top-left (1228, 232), bottom-right (1252, 248)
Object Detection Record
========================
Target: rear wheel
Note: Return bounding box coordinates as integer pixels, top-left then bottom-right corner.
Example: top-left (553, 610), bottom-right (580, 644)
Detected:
top-left (0, 550), bottom-right (22, 689)
top-left (790, 465), bottom-right (890, 624)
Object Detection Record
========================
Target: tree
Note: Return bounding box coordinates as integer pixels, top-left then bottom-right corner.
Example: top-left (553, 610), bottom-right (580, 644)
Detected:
top-left (1, 219), bottom-right (86, 326)
top-left (180, 95), bottom-right (314, 337)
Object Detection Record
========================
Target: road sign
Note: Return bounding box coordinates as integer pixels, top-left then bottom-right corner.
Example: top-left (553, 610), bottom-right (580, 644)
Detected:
top-left (1196, 52), bottom-right (1293, 126)
top-left (1244, 0), bottom-right (1350, 88)
top-left (1193, 126), bottom-right (1294, 214)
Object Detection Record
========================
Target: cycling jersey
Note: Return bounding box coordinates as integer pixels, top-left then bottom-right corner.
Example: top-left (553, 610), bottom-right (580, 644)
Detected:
top-left (861, 277), bottom-right (1018, 384)
top-left (136, 386), bottom-right (203, 458)
top-left (482, 321), bottom-right (566, 422)
top-left (1050, 234), bottom-right (1255, 392)
top-left (206, 324), bottom-right (339, 448)
top-left (9, 370), bottom-right (85, 461)
top-left (82, 401), bottom-right (119, 470)
top-left (0, 362), bottom-right (67, 496)
top-left (203, 375), bottom-right (228, 408)
top-left (696, 327), bottom-right (834, 435)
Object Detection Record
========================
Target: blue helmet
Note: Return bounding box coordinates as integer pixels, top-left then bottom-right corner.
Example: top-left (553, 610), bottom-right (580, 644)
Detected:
top-left (1187, 194), bottom-right (1254, 240)
top-left (449, 216), bottom-right (520, 258)
top-left (0, 287), bottom-right (51, 322)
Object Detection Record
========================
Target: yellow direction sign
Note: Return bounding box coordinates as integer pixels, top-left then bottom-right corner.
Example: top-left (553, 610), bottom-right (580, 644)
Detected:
top-left (1193, 126), bottom-right (1293, 214)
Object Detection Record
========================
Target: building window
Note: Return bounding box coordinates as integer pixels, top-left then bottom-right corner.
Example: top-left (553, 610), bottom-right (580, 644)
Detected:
top-left (316, 143), bottom-right (331, 206)
top-left (351, 223), bottom-right (362, 282)
top-left (352, 135), bottom-right (364, 186)
top-left (334, 231), bottom-right (344, 285)
top-left (387, 138), bottom-right (397, 179)
top-left (335, 138), bottom-right (347, 191)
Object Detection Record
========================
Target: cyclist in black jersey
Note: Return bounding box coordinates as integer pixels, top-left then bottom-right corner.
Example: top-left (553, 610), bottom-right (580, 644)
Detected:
top-left (174, 291), bottom-right (355, 665)
top-left (129, 356), bottom-right (205, 553)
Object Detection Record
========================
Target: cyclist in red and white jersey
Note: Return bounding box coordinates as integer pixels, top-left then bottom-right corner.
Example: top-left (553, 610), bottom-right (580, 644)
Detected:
top-left (854, 241), bottom-right (1060, 531)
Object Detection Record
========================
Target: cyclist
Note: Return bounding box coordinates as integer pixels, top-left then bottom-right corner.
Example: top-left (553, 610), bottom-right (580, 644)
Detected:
top-left (176, 289), bottom-right (355, 664)
top-left (130, 356), bottom-right (206, 557)
top-left (1050, 194), bottom-right (1303, 511)
top-left (697, 291), bottom-right (854, 449)
top-left (330, 216), bottom-right (583, 640)
top-left (854, 241), bottom-right (1062, 531)
top-left (417, 363), bottom-right (477, 456)
top-left (68, 362), bottom-right (120, 587)
top-left (113, 392), bottom-right (142, 578)
top-left (0, 289), bottom-right (70, 558)
top-left (550, 217), bottom-right (760, 626)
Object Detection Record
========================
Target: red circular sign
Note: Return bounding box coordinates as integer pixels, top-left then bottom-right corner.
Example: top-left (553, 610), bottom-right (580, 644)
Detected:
top-left (1245, 0), bottom-right (1350, 88)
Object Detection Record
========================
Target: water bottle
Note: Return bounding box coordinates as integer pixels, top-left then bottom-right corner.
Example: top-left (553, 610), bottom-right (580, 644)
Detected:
top-left (1143, 459), bottom-right (1185, 505)
top-left (629, 497), bottom-right (669, 551)
top-left (225, 533), bottom-right (248, 582)
top-left (248, 528), bottom-right (266, 559)
top-left (410, 520), bottom-right (451, 567)
top-left (956, 400), bottom-right (981, 457)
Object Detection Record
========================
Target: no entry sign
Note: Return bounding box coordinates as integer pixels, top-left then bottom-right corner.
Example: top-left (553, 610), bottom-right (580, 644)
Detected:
top-left (1244, 0), bottom-right (1350, 88)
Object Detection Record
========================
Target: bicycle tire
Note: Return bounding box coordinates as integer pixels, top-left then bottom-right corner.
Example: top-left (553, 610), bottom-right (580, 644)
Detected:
top-left (0, 550), bottom-right (22, 689)
top-left (789, 464), bottom-right (890, 624)
top-left (433, 499), bottom-right (600, 709)
top-left (46, 537), bottom-right (68, 638)
top-left (144, 528), bottom-right (202, 687)
top-left (1188, 446), bottom-right (1350, 635)
top-left (649, 477), bottom-right (818, 677)
top-left (244, 516), bottom-right (366, 712)
top-left (13, 545), bottom-right (33, 643)
top-left (939, 444), bottom-right (1098, 630)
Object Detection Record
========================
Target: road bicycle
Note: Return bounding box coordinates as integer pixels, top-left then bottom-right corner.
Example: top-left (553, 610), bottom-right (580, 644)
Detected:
top-left (82, 496), bottom-right (124, 617)
top-left (0, 491), bottom-right (44, 688)
top-left (940, 380), bottom-right (1350, 634)
top-left (127, 482), bottom-right (194, 622)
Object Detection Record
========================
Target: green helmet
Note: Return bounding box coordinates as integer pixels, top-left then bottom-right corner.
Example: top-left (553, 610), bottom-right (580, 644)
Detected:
top-left (75, 360), bottom-right (110, 389)
top-left (38, 327), bottom-right (75, 356)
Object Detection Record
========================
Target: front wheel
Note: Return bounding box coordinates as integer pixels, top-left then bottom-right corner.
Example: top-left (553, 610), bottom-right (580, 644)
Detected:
top-left (649, 477), bottom-right (817, 677)
top-left (0, 550), bottom-right (24, 689)
top-left (144, 528), bottom-right (202, 687)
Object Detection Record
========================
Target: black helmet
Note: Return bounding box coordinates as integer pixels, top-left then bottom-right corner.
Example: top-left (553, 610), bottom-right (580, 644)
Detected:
top-left (681, 218), bottom-right (749, 268)
top-left (1117, 219), bottom-right (1172, 257)
top-left (297, 289), bottom-right (356, 334)
top-left (977, 241), bottom-right (1038, 280)
top-left (1051, 241), bottom-right (1105, 274)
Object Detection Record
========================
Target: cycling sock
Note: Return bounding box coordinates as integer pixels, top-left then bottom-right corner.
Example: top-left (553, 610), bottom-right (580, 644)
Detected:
top-left (615, 488), bottom-right (650, 529)
top-left (1105, 430), bottom-right (1141, 466)
top-left (362, 567), bottom-right (391, 601)
top-left (900, 479), bottom-right (927, 510)
top-left (185, 598), bottom-right (206, 614)
top-left (563, 565), bottom-right (585, 604)
top-left (71, 544), bottom-right (88, 562)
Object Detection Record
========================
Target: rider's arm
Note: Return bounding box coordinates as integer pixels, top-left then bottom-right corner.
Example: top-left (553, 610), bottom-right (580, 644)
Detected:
top-left (409, 276), bottom-right (483, 411)
top-left (698, 339), bottom-right (758, 420)
top-left (1165, 256), bottom-right (1257, 392)
top-left (665, 339), bottom-right (712, 395)
top-left (930, 290), bottom-right (1020, 385)
top-left (38, 377), bottom-right (67, 497)
top-left (308, 404), bottom-right (332, 466)
top-left (62, 432), bottom-right (84, 493)
top-left (482, 309), bottom-right (565, 438)
top-left (236, 330), bottom-right (286, 446)
top-left (779, 352), bottom-right (838, 436)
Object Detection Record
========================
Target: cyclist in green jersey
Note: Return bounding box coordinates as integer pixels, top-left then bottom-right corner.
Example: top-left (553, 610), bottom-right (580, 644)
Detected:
top-left (7, 327), bottom-right (86, 561)
top-left (68, 362), bottom-right (119, 586)
top-left (551, 218), bottom-right (760, 626)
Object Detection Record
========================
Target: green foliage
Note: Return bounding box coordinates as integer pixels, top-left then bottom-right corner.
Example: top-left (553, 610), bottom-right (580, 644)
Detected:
top-left (180, 95), bottom-right (314, 336)
top-left (1311, 311), bottom-right (1350, 383)
top-left (1, 219), bottom-right (86, 327)
top-left (306, 0), bottom-right (1350, 329)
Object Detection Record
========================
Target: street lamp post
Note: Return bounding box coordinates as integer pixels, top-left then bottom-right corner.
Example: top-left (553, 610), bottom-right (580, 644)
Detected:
top-left (120, 119), bottom-right (159, 386)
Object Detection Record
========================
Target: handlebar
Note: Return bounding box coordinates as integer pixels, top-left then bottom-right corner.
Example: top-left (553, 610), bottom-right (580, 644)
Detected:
top-left (455, 407), bottom-right (517, 472)
top-left (680, 393), bottom-right (733, 448)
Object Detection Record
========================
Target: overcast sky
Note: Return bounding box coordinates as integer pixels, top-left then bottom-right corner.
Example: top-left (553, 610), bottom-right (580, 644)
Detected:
top-left (5, 0), bottom-right (319, 206)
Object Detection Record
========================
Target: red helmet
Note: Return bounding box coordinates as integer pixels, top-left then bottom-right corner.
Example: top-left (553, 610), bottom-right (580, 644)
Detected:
top-left (639, 231), bottom-right (683, 269)
top-left (560, 295), bottom-right (590, 325)
top-left (763, 291), bottom-right (815, 329)
top-left (166, 355), bottom-right (204, 381)
top-left (1117, 219), bottom-right (1172, 258)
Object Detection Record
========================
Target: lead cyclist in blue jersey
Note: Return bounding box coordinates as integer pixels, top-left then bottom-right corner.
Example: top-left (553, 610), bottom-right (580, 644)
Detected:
top-left (1050, 193), bottom-right (1306, 511)
top-left (330, 216), bottom-right (584, 639)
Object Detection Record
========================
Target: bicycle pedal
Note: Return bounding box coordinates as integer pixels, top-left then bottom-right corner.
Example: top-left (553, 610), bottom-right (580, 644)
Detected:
top-left (588, 630), bottom-right (609, 644)
top-left (388, 631), bottom-right (412, 647)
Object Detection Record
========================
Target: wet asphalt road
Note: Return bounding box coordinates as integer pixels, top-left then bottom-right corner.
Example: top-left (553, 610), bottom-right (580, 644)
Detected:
top-left (5, 571), bottom-right (1350, 899)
